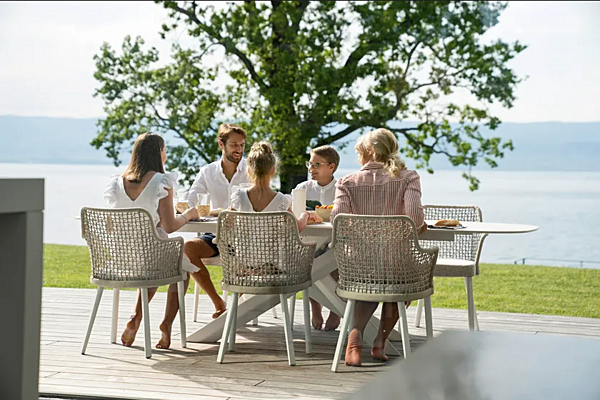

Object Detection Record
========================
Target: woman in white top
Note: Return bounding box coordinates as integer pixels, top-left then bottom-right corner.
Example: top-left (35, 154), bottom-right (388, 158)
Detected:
top-left (104, 132), bottom-right (199, 350)
top-left (230, 141), bottom-right (318, 229)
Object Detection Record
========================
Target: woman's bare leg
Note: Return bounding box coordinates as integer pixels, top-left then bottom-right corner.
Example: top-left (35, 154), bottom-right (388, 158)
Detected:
top-left (345, 301), bottom-right (379, 367)
top-left (371, 302), bottom-right (399, 361)
top-left (121, 287), bottom-right (158, 346)
top-left (157, 278), bottom-right (190, 349)
top-left (184, 239), bottom-right (226, 318)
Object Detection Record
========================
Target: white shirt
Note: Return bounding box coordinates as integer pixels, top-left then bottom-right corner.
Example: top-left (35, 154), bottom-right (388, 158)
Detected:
top-left (294, 178), bottom-right (337, 206)
top-left (188, 157), bottom-right (251, 209)
top-left (231, 188), bottom-right (292, 212)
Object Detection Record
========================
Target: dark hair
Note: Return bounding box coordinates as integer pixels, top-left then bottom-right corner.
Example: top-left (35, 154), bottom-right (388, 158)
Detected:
top-left (122, 132), bottom-right (165, 183)
top-left (217, 123), bottom-right (247, 144)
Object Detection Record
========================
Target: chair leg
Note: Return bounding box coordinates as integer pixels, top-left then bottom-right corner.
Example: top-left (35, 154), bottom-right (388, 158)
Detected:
top-left (193, 281), bottom-right (199, 322)
top-left (289, 294), bottom-right (296, 331)
top-left (272, 306), bottom-right (278, 319)
top-left (217, 292), bottom-right (238, 363)
top-left (331, 299), bottom-right (355, 372)
top-left (302, 289), bottom-right (312, 354)
top-left (228, 294), bottom-right (239, 352)
top-left (424, 296), bottom-right (433, 339)
top-left (398, 302), bottom-right (411, 358)
top-left (110, 288), bottom-right (120, 344)
top-left (177, 281), bottom-right (187, 348)
top-left (414, 298), bottom-right (424, 328)
top-left (465, 277), bottom-right (476, 331)
top-left (279, 294), bottom-right (296, 366)
top-left (141, 288), bottom-right (152, 359)
top-left (81, 286), bottom-right (104, 355)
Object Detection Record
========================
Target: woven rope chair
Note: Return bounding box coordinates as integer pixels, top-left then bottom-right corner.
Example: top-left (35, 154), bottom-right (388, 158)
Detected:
top-left (80, 207), bottom-right (188, 359)
top-left (330, 214), bottom-right (439, 372)
top-left (214, 211), bottom-right (317, 366)
top-left (416, 205), bottom-right (488, 331)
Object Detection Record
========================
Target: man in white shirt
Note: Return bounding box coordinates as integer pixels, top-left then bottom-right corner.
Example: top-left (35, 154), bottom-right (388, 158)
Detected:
top-left (184, 123), bottom-right (251, 319)
top-left (293, 145), bottom-right (342, 331)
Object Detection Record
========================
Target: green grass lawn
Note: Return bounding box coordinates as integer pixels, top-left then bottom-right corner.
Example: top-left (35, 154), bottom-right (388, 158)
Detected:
top-left (44, 244), bottom-right (600, 319)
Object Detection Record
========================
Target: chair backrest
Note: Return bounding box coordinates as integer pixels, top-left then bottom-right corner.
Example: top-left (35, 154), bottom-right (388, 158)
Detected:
top-left (214, 211), bottom-right (315, 292)
top-left (81, 207), bottom-right (184, 286)
top-left (421, 205), bottom-right (487, 269)
top-left (331, 214), bottom-right (438, 299)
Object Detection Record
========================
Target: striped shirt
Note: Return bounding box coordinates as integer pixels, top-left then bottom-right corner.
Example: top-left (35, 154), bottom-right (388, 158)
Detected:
top-left (331, 161), bottom-right (425, 229)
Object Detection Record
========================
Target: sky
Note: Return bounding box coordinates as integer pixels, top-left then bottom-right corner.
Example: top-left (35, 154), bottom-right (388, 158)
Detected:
top-left (0, 1), bottom-right (599, 122)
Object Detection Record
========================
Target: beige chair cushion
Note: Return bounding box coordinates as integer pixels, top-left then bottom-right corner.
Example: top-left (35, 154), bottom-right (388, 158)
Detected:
top-left (434, 258), bottom-right (477, 277)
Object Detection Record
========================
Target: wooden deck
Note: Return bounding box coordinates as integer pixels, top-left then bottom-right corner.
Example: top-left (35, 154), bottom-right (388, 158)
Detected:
top-left (39, 288), bottom-right (600, 400)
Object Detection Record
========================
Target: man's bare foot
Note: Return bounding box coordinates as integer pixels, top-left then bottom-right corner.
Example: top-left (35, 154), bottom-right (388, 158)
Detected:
top-left (324, 312), bottom-right (341, 331)
top-left (212, 298), bottom-right (227, 320)
top-left (345, 329), bottom-right (363, 367)
top-left (371, 346), bottom-right (389, 361)
top-left (121, 316), bottom-right (141, 347)
top-left (156, 322), bottom-right (171, 349)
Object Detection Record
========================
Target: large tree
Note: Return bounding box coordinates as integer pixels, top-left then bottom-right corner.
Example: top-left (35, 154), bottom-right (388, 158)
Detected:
top-left (93, 0), bottom-right (525, 192)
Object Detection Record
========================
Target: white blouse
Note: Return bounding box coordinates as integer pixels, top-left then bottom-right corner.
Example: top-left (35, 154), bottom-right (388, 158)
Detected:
top-left (230, 188), bottom-right (292, 213)
top-left (104, 172), bottom-right (177, 227)
top-left (103, 171), bottom-right (199, 274)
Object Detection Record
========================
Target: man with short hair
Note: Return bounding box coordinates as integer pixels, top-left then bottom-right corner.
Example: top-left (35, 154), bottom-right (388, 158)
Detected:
top-left (185, 123), bottom-right (251, 319)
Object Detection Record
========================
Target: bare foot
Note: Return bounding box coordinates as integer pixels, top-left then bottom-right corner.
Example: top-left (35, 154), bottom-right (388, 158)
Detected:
top-left (121, 316), bottom-right (141, 347)
top-left (212, 298), bottom-right (227, 320)
top-left (324, 312), bottom-right (341, 331)
top-left (310, 299), bottom-right (323, 330)
top-left (156, 322), bottom-right (171, 349)
top-left (371, 346), bottom-right (389, 362)
top-left (345, 329), bottom-right (363, 367)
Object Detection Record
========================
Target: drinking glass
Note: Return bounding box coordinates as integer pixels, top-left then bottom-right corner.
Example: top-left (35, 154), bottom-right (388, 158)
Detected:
top-left (175, 190), bottom-right (189, 214)
top-left (196, 193), bottom-right (211, 217)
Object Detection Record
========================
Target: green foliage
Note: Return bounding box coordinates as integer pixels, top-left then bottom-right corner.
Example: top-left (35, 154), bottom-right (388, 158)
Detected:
top-left (93, 1), bottom-right (525, 191)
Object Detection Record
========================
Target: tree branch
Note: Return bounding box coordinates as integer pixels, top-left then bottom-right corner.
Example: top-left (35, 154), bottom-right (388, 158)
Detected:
top-left (389, 127), bottom-right (456, 158)
top-left (316, 124), bottom-right (361, 147)
top-left (168, 2), bottom-right (270, 91)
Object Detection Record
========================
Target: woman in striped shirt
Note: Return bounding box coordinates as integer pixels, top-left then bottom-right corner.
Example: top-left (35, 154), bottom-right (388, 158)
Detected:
top-left (330, 128), bottom-right (427, 367)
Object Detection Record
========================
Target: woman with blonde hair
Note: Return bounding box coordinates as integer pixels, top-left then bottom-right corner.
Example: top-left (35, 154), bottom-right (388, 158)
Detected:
top-left (230, 141), bottom-right (318, 230)
top-left (330, 127), bottom-right (427, 367)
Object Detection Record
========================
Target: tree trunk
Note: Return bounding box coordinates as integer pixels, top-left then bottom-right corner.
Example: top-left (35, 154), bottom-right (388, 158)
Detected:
top-left (279, 162), bottom-right (308, 194)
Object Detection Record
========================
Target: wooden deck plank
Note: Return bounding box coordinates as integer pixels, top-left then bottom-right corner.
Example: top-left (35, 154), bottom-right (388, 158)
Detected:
top-left (38, 288), bottom-right (600, 400)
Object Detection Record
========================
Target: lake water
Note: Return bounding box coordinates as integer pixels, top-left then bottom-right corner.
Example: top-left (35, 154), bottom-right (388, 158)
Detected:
top-left (2, 163), bottom-right (599, 269)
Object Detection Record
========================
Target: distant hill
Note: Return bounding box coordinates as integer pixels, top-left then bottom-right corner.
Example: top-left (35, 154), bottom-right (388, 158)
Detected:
top-left (1, 115), bottom-right (599, 171)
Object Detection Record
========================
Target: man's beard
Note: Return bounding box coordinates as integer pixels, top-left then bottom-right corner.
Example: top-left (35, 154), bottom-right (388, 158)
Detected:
top-left (225, 151), bottom-right (242, 164)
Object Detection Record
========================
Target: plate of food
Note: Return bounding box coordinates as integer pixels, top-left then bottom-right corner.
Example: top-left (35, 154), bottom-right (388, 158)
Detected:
top-left (427, 219), bottom-right (466, 229)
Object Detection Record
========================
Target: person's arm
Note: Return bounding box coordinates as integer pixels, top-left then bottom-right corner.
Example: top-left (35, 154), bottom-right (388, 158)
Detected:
top-left (403, 173), bottom-right (426, 235)
top-left (289, 206), bottom-right (311, 233)
top-left (330, 180), bottom-right (353, 221)
top-left (188, 168), bottom-right (208, 208)
top-left (159, 188), bottom-right (199, 233)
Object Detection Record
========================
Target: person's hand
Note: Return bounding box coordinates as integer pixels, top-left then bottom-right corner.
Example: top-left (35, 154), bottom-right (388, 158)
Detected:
top-left (307, 211), bottom-right (323, 224)
top-left (183, 207), bottom-right (199, 222)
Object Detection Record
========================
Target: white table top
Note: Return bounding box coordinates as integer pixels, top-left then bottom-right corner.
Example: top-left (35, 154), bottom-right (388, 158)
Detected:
top-left (177, 218), bottom-right (538, 238)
